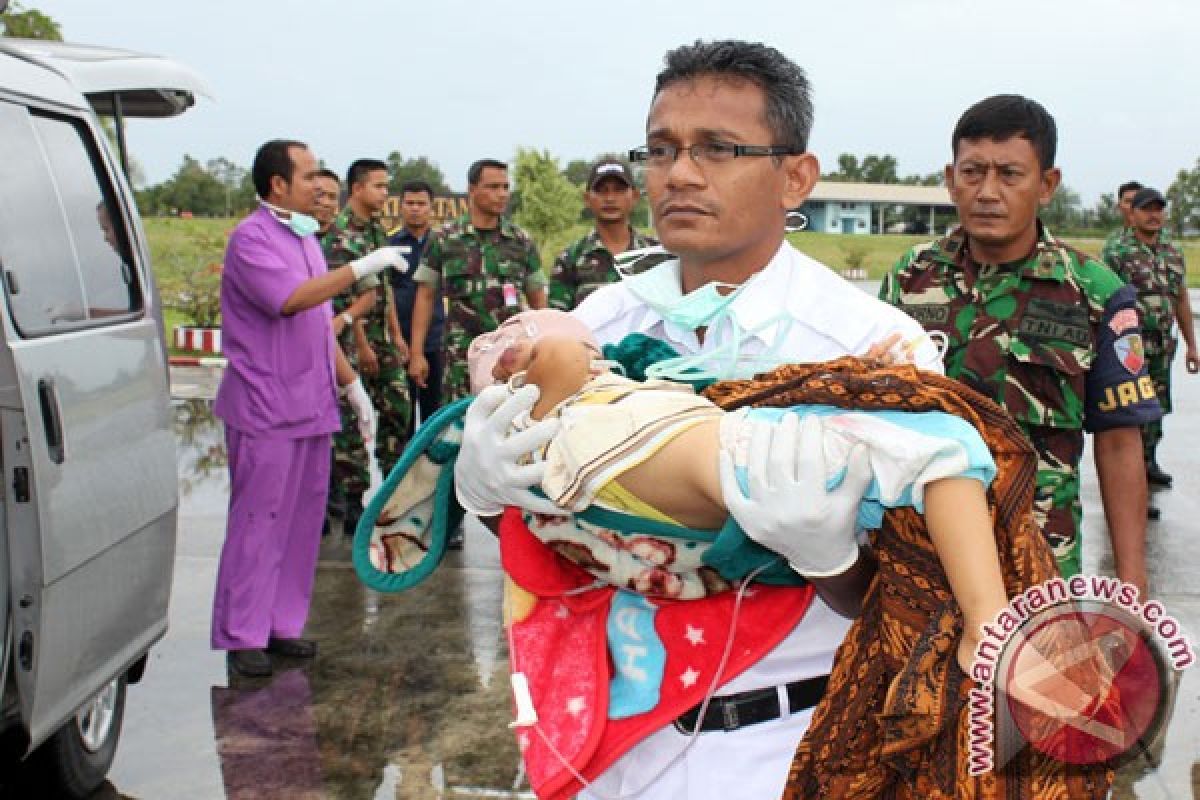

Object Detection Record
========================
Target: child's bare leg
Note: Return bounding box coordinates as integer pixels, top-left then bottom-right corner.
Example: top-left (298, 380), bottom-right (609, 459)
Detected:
top-left (923, 477), bottom-right (1009, 671)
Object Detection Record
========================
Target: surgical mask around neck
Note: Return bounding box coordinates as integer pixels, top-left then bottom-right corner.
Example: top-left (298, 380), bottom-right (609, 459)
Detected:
top-left (645, 313), bottom-right (795, 384)
top-left (622, 259), bottom-right (745, 331)
top-left (260, 199), bottom-right (320, 238)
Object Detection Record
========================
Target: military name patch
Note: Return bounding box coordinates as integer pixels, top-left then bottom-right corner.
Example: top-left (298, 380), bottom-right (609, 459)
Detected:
top-left (1114, 332), bottom-right (1145, 374)
top-left (901, 303), bottom-right (950, 326)
top-left (1017, 298), bottom-right (1090, 346)
top-left (1108, 308), bottom-right (1138, 335)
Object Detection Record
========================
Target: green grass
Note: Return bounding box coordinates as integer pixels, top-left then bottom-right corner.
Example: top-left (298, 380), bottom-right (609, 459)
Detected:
top-left (140, 218), bottom-right (1200, 316)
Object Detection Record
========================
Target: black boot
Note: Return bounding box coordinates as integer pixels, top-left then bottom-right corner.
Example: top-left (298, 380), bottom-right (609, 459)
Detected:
top-left (1146, 461), bottom-right (1173, 488)
top-left (227, 648), bottom-right (272, 677)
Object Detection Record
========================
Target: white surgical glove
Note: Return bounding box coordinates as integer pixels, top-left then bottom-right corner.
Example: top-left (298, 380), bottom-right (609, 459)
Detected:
top-left (341, 377), bottom-right (377, 443)
top-left (718, 413), bottom-right (873, 578)
top-left (350, 246), bottom-right (408, 281)
top-left (454, 383), bottom-right (562, 517)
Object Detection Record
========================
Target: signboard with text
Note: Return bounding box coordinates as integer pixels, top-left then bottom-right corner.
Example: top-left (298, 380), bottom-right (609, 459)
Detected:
top-left (378, 193), bottom-right (467, 236)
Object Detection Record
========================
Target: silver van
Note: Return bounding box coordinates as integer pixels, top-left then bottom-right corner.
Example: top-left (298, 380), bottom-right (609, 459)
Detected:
top-left (0, 32), bottom-right (209, 796)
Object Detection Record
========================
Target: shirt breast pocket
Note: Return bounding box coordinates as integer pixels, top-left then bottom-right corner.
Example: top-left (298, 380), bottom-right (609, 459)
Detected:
top-left (1005, 336), bottom-right (1094, 429)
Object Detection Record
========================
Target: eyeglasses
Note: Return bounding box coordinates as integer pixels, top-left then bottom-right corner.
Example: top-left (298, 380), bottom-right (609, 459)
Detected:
top-left (629, 142), bottom-right (798, 169)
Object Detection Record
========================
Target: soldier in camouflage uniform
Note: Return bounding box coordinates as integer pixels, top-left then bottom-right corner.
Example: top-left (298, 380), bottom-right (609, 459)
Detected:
top-left (881, 95), bottom-right (1160, 588)
top-left (1099, 180), bottom-right (1142, 261)
top-left (549, 158), bottom-right (659, 311)
top-left (1102, 187), bottom-right (1198, 487)
top-left (409, 159), bottom-right (547, 403)
top-left (322, 159), bottom-right (413, 530)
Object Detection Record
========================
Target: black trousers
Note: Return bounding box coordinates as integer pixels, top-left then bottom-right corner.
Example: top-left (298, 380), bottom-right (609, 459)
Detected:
top-left (408, 347), bottom-right (445, 432)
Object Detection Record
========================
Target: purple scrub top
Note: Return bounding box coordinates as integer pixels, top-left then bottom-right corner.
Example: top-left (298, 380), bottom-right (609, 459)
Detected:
top-left (214, 206), bottom-right (340, 438)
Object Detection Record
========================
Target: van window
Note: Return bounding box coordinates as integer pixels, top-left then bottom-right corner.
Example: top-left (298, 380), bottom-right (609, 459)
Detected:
top-left (0, 103), bottom-right (141, 337)
top-left (32, 113), bottom-right (142, 319)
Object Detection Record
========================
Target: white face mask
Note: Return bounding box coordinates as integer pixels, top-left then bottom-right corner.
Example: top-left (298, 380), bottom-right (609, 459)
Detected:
top-left (260, 198), bottom-right (320, 237)
top-left (615, 248), bottom-right (746, 332)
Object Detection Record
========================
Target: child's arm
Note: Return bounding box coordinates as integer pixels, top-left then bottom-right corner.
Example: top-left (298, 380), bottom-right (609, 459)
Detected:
top-left (923, 477), bottom-right (1010, 670)
top-left (523, 336), bottom-right (596, 419)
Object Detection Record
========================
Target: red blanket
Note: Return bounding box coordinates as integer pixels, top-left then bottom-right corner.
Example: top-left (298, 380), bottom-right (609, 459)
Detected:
top-left (500, 507), bottom-right (815, 800)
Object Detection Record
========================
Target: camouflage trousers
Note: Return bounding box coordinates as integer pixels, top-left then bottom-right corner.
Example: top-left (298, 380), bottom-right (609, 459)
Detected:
top-left (440, 328), bottom-right (473, 404)
top-left (1026, 425), bottom-right (1084, 579)
top-left (329, 398), bottom-right (369, 518)
top-left (1141, 330), bottom-right (1175, 462)
top-left (363, 345), bottom-right (412, 478)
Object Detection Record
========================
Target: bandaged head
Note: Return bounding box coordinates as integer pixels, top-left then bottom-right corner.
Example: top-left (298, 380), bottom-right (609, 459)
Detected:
top-left (467, 309), bottom-right (601, 394)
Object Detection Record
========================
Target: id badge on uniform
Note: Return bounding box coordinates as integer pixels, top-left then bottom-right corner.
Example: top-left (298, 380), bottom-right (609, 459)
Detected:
top-left (502, 283), bottom-right (519, 307)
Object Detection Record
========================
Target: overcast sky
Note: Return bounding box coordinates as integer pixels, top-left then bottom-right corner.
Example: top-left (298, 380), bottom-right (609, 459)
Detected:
top-left (34, 0), bottom-right (1199, 204)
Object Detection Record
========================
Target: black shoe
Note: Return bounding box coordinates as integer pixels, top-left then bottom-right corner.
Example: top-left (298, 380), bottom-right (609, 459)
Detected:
top-left (267, 637), bottom-right (317, 658)
top-left (446, 531), bottom-right (465, 551)
top-left (344, 511), bottom-right (362, 538)
top-left (1148, 504), bottom-right (1162, 520)
top-left (228, 648), bottom-right (272, 677)
top-left (1146, 462), bottom-right (1173, 488)
top-left (322, 516), bottom-right (331, 537)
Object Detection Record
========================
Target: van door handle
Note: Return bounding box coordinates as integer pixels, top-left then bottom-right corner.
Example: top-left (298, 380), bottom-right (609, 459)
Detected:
top-left (37, 378), bottom-right (64, 464)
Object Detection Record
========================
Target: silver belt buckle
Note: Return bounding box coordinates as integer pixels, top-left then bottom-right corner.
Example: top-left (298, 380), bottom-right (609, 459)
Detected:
top-left (721, 701), bottom-right (740, 731)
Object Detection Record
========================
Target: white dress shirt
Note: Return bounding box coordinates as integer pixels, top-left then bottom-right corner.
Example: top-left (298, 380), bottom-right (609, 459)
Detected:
top-left (570, 240), bottom-right (943, 800)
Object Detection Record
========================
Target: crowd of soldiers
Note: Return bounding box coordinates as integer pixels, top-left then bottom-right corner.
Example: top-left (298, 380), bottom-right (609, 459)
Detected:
top-left (310, 156), bottom-right (657, 536)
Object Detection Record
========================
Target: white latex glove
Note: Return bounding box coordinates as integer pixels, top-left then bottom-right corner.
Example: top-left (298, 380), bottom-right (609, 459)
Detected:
top-left (718, 413), bottom-right (873, 578)
top-left (341, 377), bottom-right (377, 443)
top-left (454, 383), bottom-right (562, 517)
top-left (350, 246), bottom-right (408, 281)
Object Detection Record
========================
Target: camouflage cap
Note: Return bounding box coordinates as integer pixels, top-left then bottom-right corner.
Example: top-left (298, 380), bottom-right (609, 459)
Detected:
top-left (587, 158), bottom-right (635, 190)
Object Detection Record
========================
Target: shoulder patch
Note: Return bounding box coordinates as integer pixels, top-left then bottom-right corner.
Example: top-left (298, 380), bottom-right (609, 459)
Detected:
top-left (1114, 333), bottom-right (1145, 375)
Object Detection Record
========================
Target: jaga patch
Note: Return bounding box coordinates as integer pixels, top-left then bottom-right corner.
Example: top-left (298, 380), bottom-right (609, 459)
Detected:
top-left (1114, 332), bottom-right (1145, 374)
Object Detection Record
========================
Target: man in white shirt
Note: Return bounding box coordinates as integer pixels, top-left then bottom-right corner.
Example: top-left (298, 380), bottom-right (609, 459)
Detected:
top-left (455, 40), bottom-right (939, 798)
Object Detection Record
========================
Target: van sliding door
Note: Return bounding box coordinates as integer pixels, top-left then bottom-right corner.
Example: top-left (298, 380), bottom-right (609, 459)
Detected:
top-left (0, 100), bottom-right (176, 748)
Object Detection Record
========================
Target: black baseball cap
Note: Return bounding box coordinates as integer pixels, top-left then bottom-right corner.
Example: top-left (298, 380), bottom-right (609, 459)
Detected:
top-left (1131, 187), bottom-right (1166, 209)
top-left (587, 158), bottom-right (634, 190)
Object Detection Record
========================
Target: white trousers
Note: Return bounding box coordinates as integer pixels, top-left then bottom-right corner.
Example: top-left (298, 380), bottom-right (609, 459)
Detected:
top-left (576, 702), bottom-right (813, 800)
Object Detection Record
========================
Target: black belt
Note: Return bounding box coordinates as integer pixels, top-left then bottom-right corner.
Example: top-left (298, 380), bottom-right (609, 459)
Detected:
top-left (673, 674), bottom-right (829, 734)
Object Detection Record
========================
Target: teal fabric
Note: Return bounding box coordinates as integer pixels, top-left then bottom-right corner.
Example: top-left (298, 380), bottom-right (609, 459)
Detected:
top-left (352, 397), bottom-right (471, 593)
top-left (602, 333), bottom-right (715, 393)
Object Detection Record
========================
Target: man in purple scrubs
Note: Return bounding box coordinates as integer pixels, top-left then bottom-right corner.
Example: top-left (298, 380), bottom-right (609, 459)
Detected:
top-left (212, 139), bottom-right (406, 677)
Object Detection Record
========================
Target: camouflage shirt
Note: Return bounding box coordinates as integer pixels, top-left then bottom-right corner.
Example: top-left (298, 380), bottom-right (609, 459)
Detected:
top-left (321, 207), bottom-right (393, 352)
top-left (880, 224), bottom-right (1161, 567)
top-left (412, 214), bottom-right (545, 338)
top-left (548, 227), bottom-right (659, 311)
top-left (1101, 227), bottom-right (1186, 335)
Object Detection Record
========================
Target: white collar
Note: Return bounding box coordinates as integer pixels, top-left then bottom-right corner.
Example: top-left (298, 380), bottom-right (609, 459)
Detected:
top-left (631, 241), bottom-right (811, 347)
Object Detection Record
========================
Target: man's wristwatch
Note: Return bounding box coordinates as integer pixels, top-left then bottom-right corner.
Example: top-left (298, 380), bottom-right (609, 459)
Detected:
top-left (340, 312), bottom-right (354, 327)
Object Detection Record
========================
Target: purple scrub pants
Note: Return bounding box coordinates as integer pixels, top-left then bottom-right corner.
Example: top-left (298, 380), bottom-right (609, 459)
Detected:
top-left (211, 428), bottom-right (332, 650)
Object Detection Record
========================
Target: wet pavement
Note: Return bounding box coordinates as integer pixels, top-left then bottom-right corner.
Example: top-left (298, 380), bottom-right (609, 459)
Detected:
top-left (93, 351), bottom-right (1200, 799)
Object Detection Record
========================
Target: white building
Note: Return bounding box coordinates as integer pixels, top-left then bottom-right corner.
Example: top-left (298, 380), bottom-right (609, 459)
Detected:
top-left (798, 181), bottom-right (954, 235)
